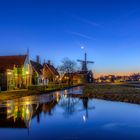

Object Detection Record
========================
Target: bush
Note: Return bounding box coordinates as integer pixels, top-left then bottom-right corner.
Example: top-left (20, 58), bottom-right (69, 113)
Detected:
top-left (28, 85), bottom-right (46, 91)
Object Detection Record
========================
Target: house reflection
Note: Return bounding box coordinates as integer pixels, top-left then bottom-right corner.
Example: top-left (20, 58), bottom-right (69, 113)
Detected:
top-left (0, 93), bottom-right (61, 128)
top-left (59, 94), bottom-right (80, 117)
top-left (58, 87), bottom-right (95, 120)
top-left (0, 101), bottom-right (33, 128)
top-left (34, 99), bottom-right (58, 124)
top-left (0, 87), bottom-right (91, 129)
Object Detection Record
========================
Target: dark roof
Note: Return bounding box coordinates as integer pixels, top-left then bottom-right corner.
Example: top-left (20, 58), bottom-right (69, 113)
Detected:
top-left (0, 55), bottom-right (27, 72)
top-left (64, 71), bottom-right (89, 75)
top-left (30, 60), bottom-right (43, 75)
top-left (44, 63), bottom-right (59, 76)
top-left (62, 71), bottom-right (92, 79)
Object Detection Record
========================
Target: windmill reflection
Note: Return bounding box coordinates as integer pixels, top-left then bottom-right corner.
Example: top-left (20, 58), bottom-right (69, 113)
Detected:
top-left (0, 87), bottom-right (94, 130)
top-left (59, 90), bottom-right (95, 121)
top-left (81, 97), bottom-right (95, 122)
top-left (82, 97), bottom-right (89, 121)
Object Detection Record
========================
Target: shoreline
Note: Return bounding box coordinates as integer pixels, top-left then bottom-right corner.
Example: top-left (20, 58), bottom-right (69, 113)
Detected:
top-left (0, 84), bottom-right (82, 101)
top-left (71, 92), bottom-right (140, 105)
top-left (1, 83), bottom-right (140, 105)
top-left (71, 83), bottom-right (140, 105)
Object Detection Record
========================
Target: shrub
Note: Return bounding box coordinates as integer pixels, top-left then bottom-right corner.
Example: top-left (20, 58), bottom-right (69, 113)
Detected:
top-left (28, 85), bottom-right (46, 91)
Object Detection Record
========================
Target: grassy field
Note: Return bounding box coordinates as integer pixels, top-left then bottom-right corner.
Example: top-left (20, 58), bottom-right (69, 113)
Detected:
top-left (72, 83), bottom-right (140, 104)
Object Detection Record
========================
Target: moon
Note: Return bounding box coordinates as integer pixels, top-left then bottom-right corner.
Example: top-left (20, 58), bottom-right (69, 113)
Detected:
top-left (81, 46), bottom-right (84, 49)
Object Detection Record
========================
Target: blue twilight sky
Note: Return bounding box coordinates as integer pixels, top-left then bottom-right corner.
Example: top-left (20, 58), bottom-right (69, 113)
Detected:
top-left (0, 0), bottom-right (140, 74)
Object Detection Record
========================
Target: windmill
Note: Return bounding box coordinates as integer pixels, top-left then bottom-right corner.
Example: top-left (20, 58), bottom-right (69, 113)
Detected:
top-left (77, 53), bottom-right (94, 71)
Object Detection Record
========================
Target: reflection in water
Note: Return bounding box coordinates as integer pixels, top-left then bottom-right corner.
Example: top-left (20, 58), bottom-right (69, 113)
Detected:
top-left (82, 97), bottom-right (95, 121)
top-left (0, 87), bottom-right (84, 129)
top-left (82, 97), bottom-right (89, 122)
top-left (0, 93), bottom-right (61, 129)
top-left (1, 86), bottom-right (140, 140)
top-left (59, 94), bottom-right (80, 117)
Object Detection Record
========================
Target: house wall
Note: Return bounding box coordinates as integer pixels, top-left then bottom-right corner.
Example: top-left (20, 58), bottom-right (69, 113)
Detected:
top-left (32, 69), bottom-right (38, 85)
top-left (7, 69), bottom-right (15, 90)
top-left (31, 68), bottom-right (45, 85)
top-left (0, 72), bottom-right (7, 91)
top-left (23, 56), bottom-right (32, 87)
top-left (43, 67), bottom-right (54, 83)
top-left (0, 55), bottom-right (33, 91)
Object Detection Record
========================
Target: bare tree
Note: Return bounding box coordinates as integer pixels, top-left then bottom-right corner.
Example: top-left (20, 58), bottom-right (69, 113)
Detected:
top-left (59, 58), bottom-right (77, 85)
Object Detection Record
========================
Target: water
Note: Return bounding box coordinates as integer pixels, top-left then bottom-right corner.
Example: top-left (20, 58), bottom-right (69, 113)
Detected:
top-left (0, 86), bottom-right (140, 140)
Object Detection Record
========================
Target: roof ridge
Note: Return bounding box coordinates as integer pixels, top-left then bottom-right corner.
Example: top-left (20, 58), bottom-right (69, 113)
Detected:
top-left (0, 54), bottom-right (27, 57)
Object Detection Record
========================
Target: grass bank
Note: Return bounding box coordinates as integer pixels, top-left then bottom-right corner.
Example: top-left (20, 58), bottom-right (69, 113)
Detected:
top-left (0, 84), bottom-right (82, 101)
top-left (72, 83), bottom-right (140, 104)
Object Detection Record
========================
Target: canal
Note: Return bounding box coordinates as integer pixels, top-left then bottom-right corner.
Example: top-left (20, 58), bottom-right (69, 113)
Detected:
top-left (0, 86), bottom-right (140, 140)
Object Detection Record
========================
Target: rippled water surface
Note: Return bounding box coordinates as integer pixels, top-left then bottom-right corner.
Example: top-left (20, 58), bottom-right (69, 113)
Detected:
top-left (0, 86), bottom-right (140, 140)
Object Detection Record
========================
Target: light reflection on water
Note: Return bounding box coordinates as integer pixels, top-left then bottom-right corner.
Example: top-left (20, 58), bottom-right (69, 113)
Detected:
top-left (0, 86), bottom-right (140, 140)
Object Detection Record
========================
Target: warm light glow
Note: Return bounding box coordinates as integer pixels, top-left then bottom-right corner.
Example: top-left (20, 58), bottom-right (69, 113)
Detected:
top-left (26, 108), bottom-right (30, 115)
top-left (7, 72), bottom-right (12, 75)
top-left (7, 109), bottom-right (12, 114)
top-left (26, 71), bottom-right (29, 74)
top-left (24, 101), bottom-right (31, 105)
top-left (56, 92), bottom-right (60, 102)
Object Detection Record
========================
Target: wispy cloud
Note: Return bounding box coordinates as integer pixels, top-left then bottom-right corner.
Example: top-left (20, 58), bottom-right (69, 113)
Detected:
top-left (67, 31), bottom-right (93, 40)
top-left (69, 14), bottom-right (101, 27)
top-left (77, 17), bottom-right (100, 27)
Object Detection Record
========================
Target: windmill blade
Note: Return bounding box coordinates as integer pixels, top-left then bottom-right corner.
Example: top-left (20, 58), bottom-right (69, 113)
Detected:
top-left (87, 107), bottom-right (95, 110)
top-left (77, 59), bottom-right (84, 62)
top-left (77, 106), bottom-right (95, 112)
top-left (87, 61), bottom-right (94, 64)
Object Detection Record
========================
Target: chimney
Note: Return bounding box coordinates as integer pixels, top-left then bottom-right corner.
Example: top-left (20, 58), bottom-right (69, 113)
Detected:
top-left (44, 59), bottom-right (46, 64)
top-left (48, 60), bottom-right (51, 65)
top-left (36, 55), bottom-right (40, 64)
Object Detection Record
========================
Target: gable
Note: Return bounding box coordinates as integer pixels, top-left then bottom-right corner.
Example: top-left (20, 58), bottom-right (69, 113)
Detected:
top-left (0, 55), bottom-right (27, 72)
top-left (43, 63), bottom-right (59, 76)
top-left (30, 60), bottom-right (43, 75)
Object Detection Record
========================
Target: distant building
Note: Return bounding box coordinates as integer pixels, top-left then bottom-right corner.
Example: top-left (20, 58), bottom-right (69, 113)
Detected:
top-left (130, 73), bottom-right (140, 81)
top-left (96, 75), bottom-right (116, 83)
top-left (62, 70), bottom-right (94, 84)
top-left (0, 55), bottom-right (32, 91)
top-left (96, 74), bottom-right (134, 83)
